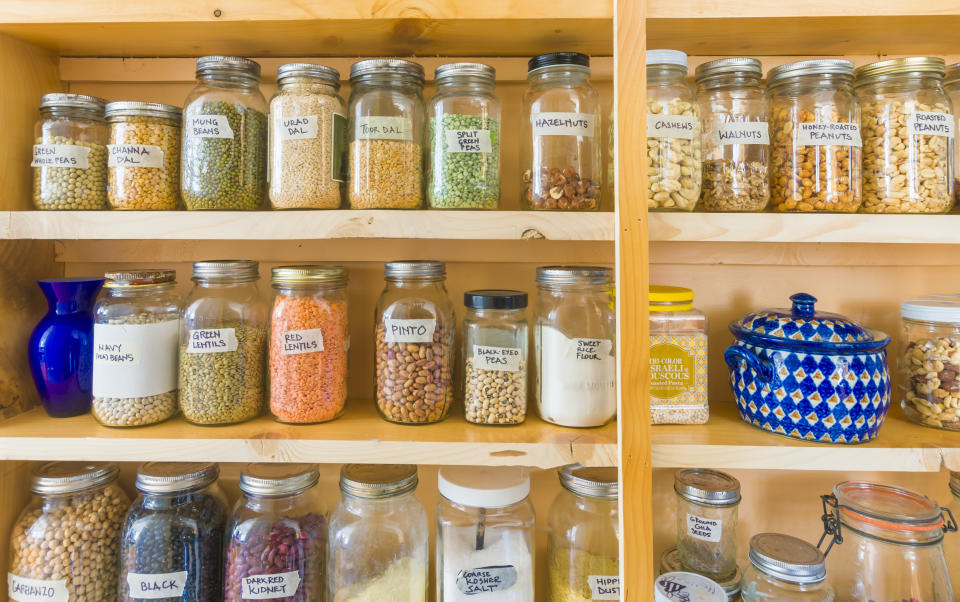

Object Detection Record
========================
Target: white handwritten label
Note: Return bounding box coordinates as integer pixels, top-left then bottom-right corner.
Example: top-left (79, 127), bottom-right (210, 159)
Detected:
top-left (796, 122), bottom-right (861, 147)
top-left (588, 575), bottom-right (621, 600)
top-left (711, 121), bottom-right (770, 146)
top-left (8, 574), bottom-right (68, 602)
top-left (188, 115), bottom-right (235, 139)
top-left (647, 115), bottom-right (698, 140)
top-left (456, 565), bottom-right (518, 594)
top-left (93, 321), bottom-right (179, 398)
top-left (908, 111), bottom-right (955, 138)
top-left (575, 339), bottom-right (613, 362)
top-left (473, 345), bottom-right (522, 372)
top-left (281, 328), bottom-right (324, 355)
top-left (384, 318), bottom-right (436, 343)
top-left (126, 571), bottom-right (188, 599)
top-left (532, 112), bottom-right (596, 137)
top-left (241, 571), bottom-right (301, 599)
top-left (186, 328), bottom-right (239, 354)
top-left (108, 144), bottom-right (164, 168)
top-left (31, 144), bottom-right (91, 168)
top-left (445, 129), bottom-right (493, 153)
top-left (687, 513), bottom-right (722, 543)
top-left (280, 115), bottom-right (319, 141)
top-left (355, 116), bottom-right (412, 140)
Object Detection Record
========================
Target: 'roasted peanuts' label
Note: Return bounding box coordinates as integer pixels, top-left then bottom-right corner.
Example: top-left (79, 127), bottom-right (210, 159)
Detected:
top-left (8, 574), bottom-right (69, 602)
top-left (445, 129), bottom-right (493, 153)
top-left (646, 114), bottom-right (698, 140)
top-left (710, 121), bottom-right (770, 146)
top-left (796, 122), bottom-right (862, 147)
top-left (384, 318), bottom-right (436, 343)
top-left (355, 116), bottom-right (412, 141)
top-left (187, 115), bottom-right (235, 139)
top-left (108, 144), bottom-right (165, 168)
top-left (31, 144), bottom-right (91, 168)
top-left (473, 345), bottom-right (522, 371)
top-left (186, 328), bottom-right (239, 353)
top-left (908, 111), bottom-right (956, 138)
top-left (531, 112), bottom-right (596, 137)
top-left (281, 328), bottom-right (325, 355)
top-left (279, 115), bottom-right (319, 141)
top-left (126, 571), bottom-right (188, 599)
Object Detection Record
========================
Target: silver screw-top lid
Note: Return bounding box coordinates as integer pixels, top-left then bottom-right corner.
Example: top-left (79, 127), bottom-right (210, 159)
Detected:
top-left (695, 57), bottom-right (763, 82)
top-left (536, 265), bottom-right (613, 287)
top-left (196, 55), bottom-right (261, 80)
top-left (239, 463), bottom-right (320, 497)
top-left (435, 62), bottom-right (496, 84)
top-left (674, 468), bottom-right (741, 506)
top-left (136, 462), bottom-right (219, 494)
top-left (105, 101), bottom-right (182, 121)
top-left (192, 259), bottom-right (259, 283)
top-left (32, 461), bottom-right (120, 495)
top-left (559, 465), bottom-right (618, 500)
top-left (748, 533), bottom-right (827, 584)
top-left (767, 59), bottom-right (855, 86)
top-left (384, 260), bottom-right (446, 279)
top-left (277, 62), bottom-right (341, 88)
top-left (340, 464), bottom-right (418, 499)
top-left (39, 93), bottom-right (107, 113)
top-left (350, 59), bottom-right (425, 83)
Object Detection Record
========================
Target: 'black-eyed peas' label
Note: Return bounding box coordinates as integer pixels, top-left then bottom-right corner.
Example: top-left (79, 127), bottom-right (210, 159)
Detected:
top-left (384, 318), bottom-right (436, 343)
top-left (187, 115), bottom-right (235, 139)
top-left (31, 144), bottom-right (91, 168)
top-left (646, 115), bottom-right (698, 140)
top-left (686, 513), bottom-right (722, 543)
top-left (710, 121), bottom-right (770, 146)
top-left (241, 571), bottom-right (301, 599)
top-left (355, 116), bottom-right (412, 140)
top-left (279, 115), bottom-right (319, 141)
top-left (588, 576), bottom-right (621, 600)
top-left (531, 112), bottom-right (596, 137)
top-left (126, 571), bottom-right (188, 599)
top-left (108, 144), bottom-right (165, 168)
top-left (186, 328), bottom-right (239, 353)
top-left (93, 321), bottom-right (179, 398)
top-left (909, 111), bottom-right (955, 138)
top-left (445, 129), bottom-right (493, 153)
top-left (473, 345), bottom-right (522, 371)
top-left (281, 328), bottom-right (325, 355)
top-left (8, 574), bottom-right (69, 602)
top-left (456, 565), bottom-right (518, 594)
top-left (796, 122), bottom-right (861, 147)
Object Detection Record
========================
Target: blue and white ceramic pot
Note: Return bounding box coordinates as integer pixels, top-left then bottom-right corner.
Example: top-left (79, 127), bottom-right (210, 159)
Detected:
top-left (724, 293), bottom-right (891, 444)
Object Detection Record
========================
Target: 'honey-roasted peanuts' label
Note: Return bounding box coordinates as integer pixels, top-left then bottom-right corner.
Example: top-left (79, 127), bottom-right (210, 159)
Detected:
top-left (31, 144), bottom-right (91, 168)
top-left (588, 576), bottom-right (621, 600)
top-left (8, 574), bottom-right (69, 602)
top-left (186, 328), bottom-right (239, 353)
top-left (384, 318), bottom-right (436, 343)
top-left (108, 144), bottom-right (165, 168)
top-left (796, 122), bottom-right (862, 147)
top-left (531, 112), bottom-right (596, 137)
top-left (473, 345), bottom-right (522, 371)
top-left (456, 565), bottom-right (519, 594)
top-left (908, 111), bottom-right (956, 138)
top-left (686, 513), bottom-right (722, 543)
top-left (279, 115), bottom-right (319, 141)
top-left (709, 121), bottom-right (770, 146)
top-left (445, 129), bottom-right (493, 153)
top-left (281, 328), bottom-right (325, 355)
top-left (241, 571), bottom-right (301, 600)
top-left (126, 571), bottom-right (188, 599)
top-left (187, 115), bottom-right (235, 139)
top-left (93, 321), bottom-right (179, 398)
top-left (355, 116), bottom-right (412, 141)
top-left (647, 114), bottom-right (698, 140)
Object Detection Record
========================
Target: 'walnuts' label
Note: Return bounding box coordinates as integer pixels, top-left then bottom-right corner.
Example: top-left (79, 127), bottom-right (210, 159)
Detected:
top-left (108, 144), bottom-right (164, 168)
top-left (384, 318), bottom-right (436, 343)
top-left (281, 328), bottom-right (324, 355)
top-left (531, 112), bottom-right (596, 137)
top-left (31, 144), bottom-right (91, 168)
top-left (796, 122), bottom-right (861, 147)
top-left (647, 114), bottom-right (698, 140)
top-left (445, 129), bottom-right (493, 153)
top-left (279, 115), bottom-right (319, 141)
top-left (588, 576), bottom-right (621, 600)
top-left (711, 121), bottom-right (770, 146)
top-left (908, 111), bottom-right (955, 138)
top-left (686, 513), bottom-right (722, 542)
top-left (187, 115), bottom-right (235, 139)
top-left (8, 574), bottom-right (69, 602)
top-left (473, 345), bottom-right (522, 371)
top-left (241, 571), bottom-right (301, 599)
top-left (355, 116), bottom-right (412, 140)
top-left (126, 571), bottom-right (188, 599)
top-left (186, 328), bottom-right (239, 353)
top-left (456, 565), bottom-right (518, 594)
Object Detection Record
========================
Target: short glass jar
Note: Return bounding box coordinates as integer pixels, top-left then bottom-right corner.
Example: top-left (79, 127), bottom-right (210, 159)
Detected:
top-left (767, 59), bottom-right (862, 212)
top-left (105, 101), bottom-right (182, 210)
top-left (437, 467), bottom-right (536, 601)
top-left (348, 59), bottom-right (425, 209)
top-left (327, 464), bottom-right (429, 601)
top-left (899, 298), bottom-right (960, 430)
top-left (649, 285), bottom-right (708, 425)
top-left (522, 52), bottom-right (601, 211)
top-left (675, 468), bottom-right (742, 582)
top-left (224, 464), bottom-right (327, 602)
top-left (656, 573), bottom-right (727, 602)
top-left (661, 548), bottom-right (742, 601)
top-left (119, 462), bottom-right (229, 602)
top-left (269, 63), bottom-right (346, 209)
top-left (462, 289), bottom-right (529, 425)
top-left (179, 260), bottom-right (267, 426)
top-left (695, 57), bottom-right (769, 212)
top-left (741, 533), bottom-right (833, 602)
top-left (534, 266), bottom-right (616, 428)
top-left (427, 63), bottom-right (501, 209)
top-left (32, 93), bottom-right (108, 210)
top-left (374, 260), bottom-right (455, 424)
top-left (9, 462), bottom-right (130, 602)
top-left (181, 56), bottom-right (268, 210)
top-left (944, 63), bottom-right (960, 207)
top-left (92, 269), bottom-right (181, 427)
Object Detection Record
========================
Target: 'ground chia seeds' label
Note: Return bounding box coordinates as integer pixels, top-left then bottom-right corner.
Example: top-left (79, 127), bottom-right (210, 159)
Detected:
top-left (445, 129), bottom-right (493, 153)
top-left (687, 513), bottom-right (722, 542)
top-left (31, 144), bottom-right (91, 168)
top-left (8, 574), bottom-right (69, 602)
top-left (126, 571), bottom-right (188, 599)
top-left (186, 328), bottom-right (239, 353)
top-left (384, 318), bottom-right (436, 343)
top-left (108, 144), bottom-right (165, 168)
top-left (187, 115), bottom-right (235, 139)
top-left (456, 565), bottom-right (518, 594)
top-left (588, 576), bottom-right (621, 600)
top-left (241, 571), bottom-right (301, 599)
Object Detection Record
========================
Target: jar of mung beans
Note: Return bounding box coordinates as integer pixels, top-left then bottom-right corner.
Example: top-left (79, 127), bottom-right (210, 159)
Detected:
top-left (105, 101), bottom-right (182, 210)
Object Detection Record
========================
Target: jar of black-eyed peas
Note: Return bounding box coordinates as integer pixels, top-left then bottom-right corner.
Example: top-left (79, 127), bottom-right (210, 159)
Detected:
top-left (106, 102), bottom-right (182, 210)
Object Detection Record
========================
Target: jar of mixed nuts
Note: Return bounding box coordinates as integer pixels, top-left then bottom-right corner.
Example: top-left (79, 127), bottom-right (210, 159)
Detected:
top-left (856, 57), bottom-right (954, 213)
top-left (32, 93), bottom-right (108, 210)
top-left (269, 63), bottom-right (346, 209)
top-left (105, 101), bottom-right (182, 210)
top-left (92, 269), bottom-right (181, 428)
top-left (767, 59), bottom-right (862, 212)
top-left (348, 59), bottom-right (425, 209)
top-left (900, 298), bottom-right (960, 430)
top-left (675, 468), bottom-right (742, 582)
top-left (181, 56), bottom-right (268, 210)
top-left (179, 260), bottom-right (267, 425)
top-left (522, 52), bottom-right (602, 210)
top-left (943, 63), bottom-right (960, 208)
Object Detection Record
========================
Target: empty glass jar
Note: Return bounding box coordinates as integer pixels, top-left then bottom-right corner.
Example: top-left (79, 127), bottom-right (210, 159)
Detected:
top-left (741, 533), bottom-right (833, 602)
top-left (675, 468), bottom-right (742, 582)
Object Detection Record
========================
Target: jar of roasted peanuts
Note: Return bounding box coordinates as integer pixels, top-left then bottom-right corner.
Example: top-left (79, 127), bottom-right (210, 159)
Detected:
top-left (767, 59), bottom-right (862, 212)
top-left (943, 63), bottom-right (960, 208)
top-left (900, 298), bottom-right (960, 430)
top-left (695, 57), bottom-right (769, 212)
top-left (105, 101), bottom-right (182, 209)
top-left (856, 57), bottom-right (954, 213)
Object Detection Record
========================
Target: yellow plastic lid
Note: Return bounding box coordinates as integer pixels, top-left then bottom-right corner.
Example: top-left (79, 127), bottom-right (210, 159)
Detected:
top-left (650, 285), bottom-right (694, 311)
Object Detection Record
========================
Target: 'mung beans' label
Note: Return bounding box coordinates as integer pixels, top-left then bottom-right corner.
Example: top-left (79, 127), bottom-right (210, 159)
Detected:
top-left (187, 115), bottom-right (235, 139)
top-left (8, 574), bottom-right (69, 602)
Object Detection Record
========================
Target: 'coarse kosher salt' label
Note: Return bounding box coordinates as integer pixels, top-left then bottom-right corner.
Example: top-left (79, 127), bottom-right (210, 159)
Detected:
top-left (384, 318), bottom-right (436, 343)
top-left (187, 115), bottom-right (235, 139)
top-left (588, 575), bottom-right (621, 600)
top-left (647, 114), bottom-right (698, 140)
top-left (31, 144), bottom-right (91, 168)
top-left (711, 121), bottom-right (770, 146)
top-left (126, 571), bottom-right (188, 599)
top-left (241, 571), bottom-right (301, 600)
top-left (108, 144), bottom-right (165, 168)
top-left (281, 328), bottom-right (324, 355)
top-left (531, 112), bottom-right (596, 137)
top-left (8, 574), bottom-right (68, 602)
top-left (186, 328), bottom-right (239, 353)
top-left (456, 565), bottom-right (518, 594)
top-left (908, 111), bottom-right (955, 138)
top-left (473, 345), bottom-right (522, 371)
top-left (796, 122), bottom-right (861, 147)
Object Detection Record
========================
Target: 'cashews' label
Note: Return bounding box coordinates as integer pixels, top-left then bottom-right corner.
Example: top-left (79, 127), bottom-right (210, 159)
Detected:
top-left (445, 129), bottom-right (493, 153)
top-left (473, 345), bottom-right (522, 371)
top-left (8, 574), bottom-right (69, 602)
top-left (711, 121), bottom-right (770, 146)
top-left (93, 321), bottom-right (179, 398)
top-left (186, 328), bottom-right (239, 353)
top-left (384, 318), bottom-right (436, 343)
top-left (187, 115), bottom-right (235, 139)
top-left (647, 114), bottom-right (698, 140)
top-left (796, 122), bottom-right (861, 147)
top-left (588, 576), bottom-right (621, 600)
top-left (686, 513), bottom-right (722, 542)
top-left (241, 571), bottom-right (301, 599)
top-left (126, 571), bottom-right (188, 599)
top-left (281, 328), bottom-right (325, 355)
top-left (108, 144), bottom-right (165, 168)
top-left (355, 116), bottom-right (412, 140)
top-left (909, 111), bottom-right (955, 138)
top-left (456, 565), bottom-right (518, 594)
top-left (532, 112), bottom-right (596, 137)
top-left (31, 144), bottom-right (91, 168)
top-left (280, 115), bottom-right (319, 140)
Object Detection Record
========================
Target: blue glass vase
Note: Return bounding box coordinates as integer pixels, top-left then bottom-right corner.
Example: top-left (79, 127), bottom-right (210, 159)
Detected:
top-left (28, 277), bottom-right (104, 417)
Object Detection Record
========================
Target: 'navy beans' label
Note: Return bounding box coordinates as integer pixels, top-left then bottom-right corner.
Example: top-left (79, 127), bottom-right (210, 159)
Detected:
top-left (711, 122), bottom-right (770, 146)
top-left (8, 574), bottom-right (69, 602)
top-left (31, 144), bottom-right (91, 168)
top-left (686, 513), bottom-right (722, 542)
top-left (241, 571), bottom-right (301, 599)
top-left (187, 328), bottom-right (239, 353)
top-left (188, 115), bottom-right (235, 139)
top-left (126, 571), bottom-right (188, 599)
top-left (355, 116), bottom-right (412, 140)
top-left (93, 321), bottom-right (179, 398)
top-left (532, 112), bottom-right (596, 137)
top-left (108, 144), bottom-right (164, 168)
top-left (796, 122), bottom-right (862, 147)
top-left (456, 565), bottom-right (518, 594)
top-left (588, 576), bottom-right (621, 600)
top-left (445, 129), bottom-right (493, 153)
top-left (474, 345), bottom-right (522, 371)
top-left (281, 328), bottom-right (325, 355)
top-left (908, 111), bottom-right (955, 138)
top-left (384, 318), bottom-right (436, 343)
top-left (647, 115), bottom-right (698, 140)
top-left (279, 115), bottom-right (319, 141)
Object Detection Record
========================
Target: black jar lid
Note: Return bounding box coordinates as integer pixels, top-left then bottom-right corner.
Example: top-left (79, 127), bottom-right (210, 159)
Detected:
top-left (464, 289), bottom-right (528, 310)
top-left (528, 52), bottom-right (590, 73)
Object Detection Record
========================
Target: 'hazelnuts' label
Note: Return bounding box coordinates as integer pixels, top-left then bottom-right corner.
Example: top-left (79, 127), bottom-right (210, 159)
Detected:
top-left (456, 565), bottom-right (518, 594)
top-left (126, 571), bottom-right (188, 599)
top-left (711, 121), bottom-right (770, 146)
top-left (588, 576), bottom-right (621, 600)
top-left (796, 122), bottom-right (861, 147)
top-left (908, 111), bottom-right (955, 138)
top-left (647, 115), bottom-right (698, 140)
top-left (686, 513), bottom-right (722, 542)
top-left (241, 571), bottom-right (301, 599)
top-left (188, 115), bottom-right (235, 139)
top-left (355, 116), bottom-right (412, 141)
top-left (445, 129), bottom-right (493, 153)
top-left (279, 115), bottom-right (319, 141)
top-left (281, 328), bottom-right (325, 355)
top-left (473, 345), bottom-right (522, 371)
top-left (31, 144), bottom-right (91, 168)
top-left (531, 112), bottom-right (596, 137)
top-left (186, 328), bottom-right (239, 353)
top-left (8, 574), bottom-right (69, 602)
top-left (384, 318), bottom-right (436, 343)
top-left (108, 144), bottom-right (165, 168)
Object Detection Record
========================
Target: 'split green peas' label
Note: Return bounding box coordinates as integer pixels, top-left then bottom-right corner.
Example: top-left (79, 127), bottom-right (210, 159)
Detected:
top-left (427, 113), bottom-right (500, 209)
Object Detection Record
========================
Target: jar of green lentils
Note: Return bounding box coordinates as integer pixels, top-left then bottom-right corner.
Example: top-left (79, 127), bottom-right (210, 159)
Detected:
top-left (32, 93), bottom-right (108, 210)
top-left (106, 102), bottom-right (182, 210)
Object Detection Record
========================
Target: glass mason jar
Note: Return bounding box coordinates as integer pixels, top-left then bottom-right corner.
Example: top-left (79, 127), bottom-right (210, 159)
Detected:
top-left (269, 265), bottom-right (349, 424)
top-left (534, 266), bottom-right (616, 428)
top-left (32, 93), bottom-right (108, 210)
top-left (92, 269), bottom-right (181, 427)
top-left (224, 464), bottom-right (327, 602)
top-left (179, 260), bottom-right (267, 425)
top-left (9, 462), bottom-right (130, 602)
top-left (348, 59), bottom-right (425, 209)
top-left (427, 63), bottom-right (501, 209)
top-left (119, 462), bottom-right (229, 602)
top-left (899, 298), bottom-right (960, 430)
top-left (656, 573), bottom-right (727, 602)
top-left (695, 57), bottom-right (769, 212)
top-left (437, 467), bottom-right (536, 602)
top-left (374, 260), bottom-right (455, 424)
top-left (181, 56), bottom-right (268, 210)
top-left (105, 101), bottom-right (182, 210)
top-left (522, 52), bottom-right (601, 211)
top-left (462, 290), bottom-right (529, 425)
top-left (650, 285), bottom-right (709, 425)
top-left (767, 59), bottom-right (862, 212)
top-left (948, 471), bottom-right (960, 590)
top-left (660, 548), bottom-right (742, 601)
top-left (944, 63), bottom-right (960, 208)
top-left (548, 466), bottom-right (620, 601)
top-left (647, 50), bottom-right (701, 212)
top-left (674, 468), bottom-right (742, 582)
top-left (741, 533), bottom-right (833, 602)
top-left (856, 57), bottom-right (955, 213)
top-left (269, 63), bottom-right (346, 209)
top-left (327, 464), bottom-right (429, 601)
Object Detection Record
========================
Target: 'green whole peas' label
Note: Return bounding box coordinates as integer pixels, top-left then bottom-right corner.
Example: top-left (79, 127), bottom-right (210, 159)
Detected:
top-left (427, 113), bottom-right (500, 209)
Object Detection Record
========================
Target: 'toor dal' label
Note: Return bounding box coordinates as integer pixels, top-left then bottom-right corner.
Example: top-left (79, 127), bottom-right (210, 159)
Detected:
top-left (588, 576), bottom-right (621, 600)
top-left (686, 513), bottom-right (722, 543)
top-left (108, 144), bottom-right (165, 168)
top-left (796, 122), bottom-right (862, 147)
top-left (188, 115), bottom-right (235, 139)
top-left (473, 345), bottom-right (522, 372)
top-left (384, 318), bottom-right (437, 343)
top-left (8, 574), bottom-right (69, 602)
top-left (456, 565), bottom-right (518, 594)
top-left (186, 328), bottom-right (239, 353)
top-left (242, 571), bottom-right (301, 599)
top-left (126, 571), bottom-right (188, 599)
top-left (531, 112), bottom-right (596, 137)
top-left (281, 328), bottom-right (325, 355)
top-left (31, 144), bottom-right (91, 168)
top-left (355, 116), bottom-right (412, 140)
top-left (646, 115), bottom-right (698, 140)
top-left (908, 111), bottom-right (956, 138)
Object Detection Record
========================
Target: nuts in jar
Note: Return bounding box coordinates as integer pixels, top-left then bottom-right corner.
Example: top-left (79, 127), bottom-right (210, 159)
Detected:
top-left (900, 298), bottom-right (960, 431)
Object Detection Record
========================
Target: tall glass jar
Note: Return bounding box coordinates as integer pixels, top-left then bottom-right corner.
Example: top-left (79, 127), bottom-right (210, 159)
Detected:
top-left (374, 260), bottom-right (455, 424)
top-left (269, 63), bottom-right (345, 209)
top-left (92, 269), bottom-right (181, 427)
top-left (9, 462), bottom-right (130, 602)
top-left (462, 290), bottom-right (529, 425)
top-left (741, 533), bottom-right (833, 602)
top-left (179, 260), bottom-right (267, 425)
top-left (899, 298), bottom-right (960, 430)
top-left (647, 49), bottom-right (701, 212)
top-left (119, 462), bottom-right (228, 602)
top-left (437, 467), bottom-right (536, 602)
top-left (674, 468), bottom-right (741, 582)
top-left (767, 59), bottom-right (862, 212)
top-left (650, 285), bottom-right (708, 425)
top-left (348, 59), bottom-right (425, 209)
top-left (944, 63), bottom-right (960, 207)
top-left (32, 93), bottom-right (108, 210)
top-left (106, 101), bottom-right (182, 210)
top-left (695, 57), bottom-right (769, 212)
top-left (181, 56), bottom-right (267, 210)
top-left (856, 57), bottom-right (954, 213)
top-left (522, 52), bottom-right (601, 211)
top-left (269, 265), bottom-right (349, 424)
top-left (548, 466), bottom-right (620, 601)
top-left (327, 464), bottom-right (428, 601)
top-left (534, 266), bottom-right (616, 428)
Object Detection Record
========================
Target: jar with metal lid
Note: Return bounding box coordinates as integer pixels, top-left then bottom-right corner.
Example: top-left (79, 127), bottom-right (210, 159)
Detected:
top-left (92, 269), bottom-right (181, 428)
top-left (224, 464), bottom-right (327, 602)
top-left (943, 63), bottom-right (960, 207)
top-left (427, 63), bottom-right (501, 209)
top-left (548, 465), bottom-right (620, 602)
top-left (899, 298), bottom-right (960, 430)
top-left (649, 285), bottom-right (708, 425)
top-left (462, 290), bottom-right (528, 425)
top-left (374, 260), bottom-right (455, 424)
top-left (740, 533), bottom-right (833, 602)
top-left (179, 260), bottom-right (267, 425)
top-left (437, 467), bottom-right (536, 601)
top-left (695, 57), bottom-right (769, 212)
top-left (269, 265), bottom-right (349, 424)
top-left (348, 59), bottom-right (425, 209)
top-left (327, 464), bottom-right (428, 601)
top-left (269, 63), bottom-right (346, 209)
top-left (105, 101), bottom-right (182, 210)
top-left (534, 266), bottom-right (616, 428)
top-left (656, 572), bottom-right (726, 602)
top-left (181, 56), bottom-right (267, 210)
top-left (119, 462), bottom-right (229, 601)
top-left (32, 93), bottom-right (108, 210)
top-left (674, 468), bottom-right (741, 581)
top-left (767, 59), bottom-right (862, 212)
top-left (9, 462), bottom-right (130, 602)
top-left (661, 548), bottom-right (741, 601)
top-left (856, 57), bottom-right (954, 213)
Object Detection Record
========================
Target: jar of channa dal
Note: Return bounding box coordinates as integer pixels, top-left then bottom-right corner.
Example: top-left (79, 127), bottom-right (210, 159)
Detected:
top-left (105, 101), bottom-right (182, 210)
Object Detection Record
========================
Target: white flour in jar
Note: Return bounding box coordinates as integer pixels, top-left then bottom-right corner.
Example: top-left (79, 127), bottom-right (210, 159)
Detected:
top-left (536, 325), bottom-right (616, 427)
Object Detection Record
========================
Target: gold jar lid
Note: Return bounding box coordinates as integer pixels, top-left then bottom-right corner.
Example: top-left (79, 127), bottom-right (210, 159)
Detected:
top-left (855, 57), bottom-right (946, 81)
top-left (271, 264), bottom-right (348, 286)
top-left (104, 269), bottom-right (176, 288)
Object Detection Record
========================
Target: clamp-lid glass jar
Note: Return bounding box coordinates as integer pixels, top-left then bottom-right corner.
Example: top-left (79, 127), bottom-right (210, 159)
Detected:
top-left (900, 298), bottom-right (960, 430)
top-left (105, 101), bottom-right (182, 210)
top-left (675, 468), bottom-right (742, 581)
top-left (741, 533), bottom-right (833, 602)
top-left (649, 285), bottom-right (708, 425)
top-left (947, 471), bottom-right (960, 589)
